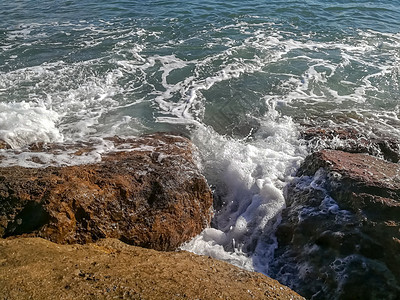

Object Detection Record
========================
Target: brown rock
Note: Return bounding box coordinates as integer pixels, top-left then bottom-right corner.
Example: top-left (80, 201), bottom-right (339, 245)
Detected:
top-left (0, 237), bottom-right (304, 300)
top-left (298, 150), bottom-right (400, 204)
top-left (301, 126), bottom-right (400, 162)
top-left (272, 150), bottom-right (400, 299)
top-left (0, 133), bottom-right (213, 251)
top-left (0, 140), bottom-right (11, 150)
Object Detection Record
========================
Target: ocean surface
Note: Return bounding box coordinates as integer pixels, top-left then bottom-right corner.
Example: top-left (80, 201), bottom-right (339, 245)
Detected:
top-left (1, 0), bottom-right (400, 297)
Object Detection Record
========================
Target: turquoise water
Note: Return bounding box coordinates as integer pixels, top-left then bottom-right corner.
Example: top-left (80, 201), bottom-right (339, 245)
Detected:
top-left (1, 1), bottom-right (400, 298)
top-left (1, 1), bottom-right (399, 144)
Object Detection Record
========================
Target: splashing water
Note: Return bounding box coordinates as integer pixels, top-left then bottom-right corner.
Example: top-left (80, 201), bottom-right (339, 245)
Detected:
top-left (1, 0), bottom-right (400, 285)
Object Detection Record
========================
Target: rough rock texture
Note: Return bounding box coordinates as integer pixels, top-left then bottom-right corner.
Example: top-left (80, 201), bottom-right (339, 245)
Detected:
top-left (0, 133), bottom-right (213, 251)
top-left (0, 237), bottom-right (305, 300)
top-left (297, 150), bottom-right (400, 215)
top-left (301, 126), bottom-right (400, 162)
top-left (272, 150), bottom-right (400, 299)
top-left (0, 140), bottom-right (10, 150)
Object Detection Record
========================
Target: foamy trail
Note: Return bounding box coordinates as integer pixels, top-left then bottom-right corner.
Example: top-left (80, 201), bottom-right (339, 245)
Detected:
top-left (182, 105), bottom-right (307, 273)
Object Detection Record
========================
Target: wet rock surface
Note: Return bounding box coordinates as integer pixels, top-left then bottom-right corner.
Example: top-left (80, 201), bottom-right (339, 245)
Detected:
top-left (273, 149), bottom-right (400, 299)
top-left (301, 126), bottom-right (400, 162)
top-left (0, 133), bottom-right (213, 251)
top-left (0, 237), bottom-right (304, 300)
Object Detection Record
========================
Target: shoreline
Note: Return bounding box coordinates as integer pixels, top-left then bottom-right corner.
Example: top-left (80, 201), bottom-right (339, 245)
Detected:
top-left (1, 128), bottom-right (400, 298)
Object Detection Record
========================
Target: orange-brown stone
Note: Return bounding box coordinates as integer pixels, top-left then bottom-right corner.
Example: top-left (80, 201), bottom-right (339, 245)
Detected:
top-left (0, 133), bottom-right (213, 251)
top-left (0, 237), bottom-right (305, 300)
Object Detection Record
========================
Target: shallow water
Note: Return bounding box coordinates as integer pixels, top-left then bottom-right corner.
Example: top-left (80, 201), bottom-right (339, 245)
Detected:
top-left (1, 0), bottom-right (400, 297)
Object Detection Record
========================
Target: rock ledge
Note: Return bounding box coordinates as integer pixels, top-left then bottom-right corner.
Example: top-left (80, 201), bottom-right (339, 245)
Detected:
top-left (0, 237), bottom-right (305, 300)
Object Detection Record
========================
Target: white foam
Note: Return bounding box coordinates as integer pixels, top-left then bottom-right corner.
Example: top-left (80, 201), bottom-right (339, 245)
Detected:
top-left (182, 105), bottom-right (308, 274)
top-left (0, 59), bottom-right (127, 147)
top-left (0, 101), bottom-right (63, 148)
top-left (132, 24), bottom-right (400, 133)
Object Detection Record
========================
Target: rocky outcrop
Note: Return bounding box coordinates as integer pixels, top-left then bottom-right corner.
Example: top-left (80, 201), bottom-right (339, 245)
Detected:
top-left (301, 126), bottom-right (400, 162)
top-left (272, 150), bottom-right (400, 299)
top-left (0, 237), bottom-right (305, 300)
top-left (0, 133), bottom-right (213, 251)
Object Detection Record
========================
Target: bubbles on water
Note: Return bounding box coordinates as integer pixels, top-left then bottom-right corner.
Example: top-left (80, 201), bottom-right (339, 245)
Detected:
top-left (182, 105), bottom-right (307, 273)
top-left (0, 101), bottom-right (63, 148)
top-left (1, 15), bottom-right (399, 149)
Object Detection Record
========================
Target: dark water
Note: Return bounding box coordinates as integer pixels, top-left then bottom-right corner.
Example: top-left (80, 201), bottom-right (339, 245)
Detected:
top-left (1, 1), bottom-right (400, 298)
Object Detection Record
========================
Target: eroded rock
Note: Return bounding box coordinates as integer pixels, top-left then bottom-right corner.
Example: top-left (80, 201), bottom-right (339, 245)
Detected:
top-left (0, 133), bottom-right (213, 251)
top-left (0, 237), bottom-right (305, 300)
top-left (301, 126), bottom-right (400, 162)
top-left (272, 150), bottom-right (400, 299)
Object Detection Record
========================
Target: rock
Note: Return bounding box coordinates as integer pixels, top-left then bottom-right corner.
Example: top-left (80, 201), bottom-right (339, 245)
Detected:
top-left (297, 150), bottom-right (400, 204)
top-left (0, 133), bottom-right (213, 251)
top-left (0, 237), bottom-right (305, 300)
top-left (272, 150), bottom-right (400, 299)
top-left (0, 140), bottom-right (11, 150)
top-left (301, 126), bottom-right (400, 162)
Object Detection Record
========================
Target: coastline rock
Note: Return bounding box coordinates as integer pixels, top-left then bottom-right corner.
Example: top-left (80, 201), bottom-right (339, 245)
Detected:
top-left (0, 133), bottom-right (213, 251)
top-left (0, 140), bottom-right (11, 150)
top-left (272, 150), bottom-right (400, 299)
top-left (301, 126), bottom-right (400, 162)
top-left (0, 237), bottom-right (305, 299)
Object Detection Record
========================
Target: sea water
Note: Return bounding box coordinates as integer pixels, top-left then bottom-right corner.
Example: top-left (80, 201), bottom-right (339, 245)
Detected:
top-left (1, 0), bottom-right (399, 294)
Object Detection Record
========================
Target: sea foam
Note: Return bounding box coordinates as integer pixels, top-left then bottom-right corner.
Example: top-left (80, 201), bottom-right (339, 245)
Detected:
top-left (0, 101), bottom-right (63, 148)
top-left (182, 106), bottom-right (307, 274)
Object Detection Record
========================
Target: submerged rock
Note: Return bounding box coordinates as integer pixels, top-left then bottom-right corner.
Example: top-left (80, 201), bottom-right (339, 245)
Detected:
top-left (0, 237), bottom-right (305, 299)
top-left (0, 133), bottom-right (213, 251)
top-left (273, 150), bottom-right (400, 299)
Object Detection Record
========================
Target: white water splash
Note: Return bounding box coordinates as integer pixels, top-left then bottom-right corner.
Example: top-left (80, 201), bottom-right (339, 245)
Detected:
top-left (182, 106), bottom-right (307, 273)
top-left (0, 101), bottom-right (63, 148)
